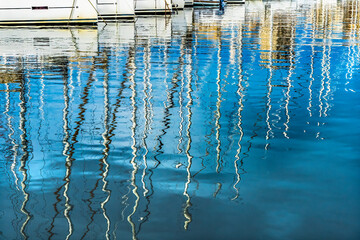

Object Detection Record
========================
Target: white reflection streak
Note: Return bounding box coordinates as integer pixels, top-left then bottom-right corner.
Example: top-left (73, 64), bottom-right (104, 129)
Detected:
top-left (101, 71), bottom-right (111, 240)
top-left (5, 82), bottom-right (19, 189)
top-left (127, 57), bottom-right (139, 240)
top-left (19, 71), bottom-right (31, 240)
top-left (323, 8), bottom-right (333, 117)
top-left (62, 69), bottom-right (72, 240)
top-left (177, 40), bottom-right (185, 154)
top-left (308, 7), bottom-right (316, 118)
top-left (318, 3), bottom-right (327, 119)
top-left (345, 0), bottom-right (358, 90)
top-left (232, 25), bottom-right (244, 200)
top-left (265, 8), bottom-right (274, 150)
top-left (230, 28), bottom-right (236, 65)
top-left (283, 16), bottom-right (295, 139)
top-left (141, 41), bottom-right (151, 197)
top-left (39, 60), bottom-right (45, 122)
top-left (215, 40), bottom-right (222, 173)
top-left (183, 52), bottom-right (193, 230)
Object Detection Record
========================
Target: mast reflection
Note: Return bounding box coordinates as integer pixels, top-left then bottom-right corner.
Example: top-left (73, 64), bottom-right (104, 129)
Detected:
top-left (183, 54), bottom-right (193, 230)
top-left (0, 2), bottom-right (359, 239)
top-left (19, 69), bottom-right (31, 240)
top-left (232, 24), bottom-right (245, 200)
top-left (127, 45), bottom-right (140, 240)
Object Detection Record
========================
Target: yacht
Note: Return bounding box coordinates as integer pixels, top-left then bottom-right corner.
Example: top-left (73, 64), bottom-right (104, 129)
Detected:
top-left (0, 0), bottom-right (98, 25)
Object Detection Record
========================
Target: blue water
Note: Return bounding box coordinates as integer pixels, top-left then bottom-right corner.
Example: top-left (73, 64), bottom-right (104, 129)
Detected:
top-left (1, 1), bottom-right (360, 239)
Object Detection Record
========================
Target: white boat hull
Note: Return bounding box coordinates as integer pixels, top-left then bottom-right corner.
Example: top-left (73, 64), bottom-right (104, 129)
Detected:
top-left (97, 0), bottom-right (135, 19)
top-left (0, 0), bottom-right (98, 25)
top-left (135, 0), bottom-right (172, 14)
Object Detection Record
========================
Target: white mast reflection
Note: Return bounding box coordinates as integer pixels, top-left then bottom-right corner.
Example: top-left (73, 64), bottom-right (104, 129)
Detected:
top-left (308, 5), bottom-right (316, 118)
top-left (283, 16), bottom-right (296, 139)
top-left (127, 49), bottom-right (139, 240)
top-left (183, 52), bottom-right (193, 230)
top-left (4, 77), bottom-right (20, 190)
top-left (265, 7), bottom-right (274, 150)
top-left (62, 66), bottom-right (73, 240)
top-left (101, 66), bottom-right (111, 240)
top-left (141, 39), bottom-right (152, 198)
top-left (232, 24), bottom-right (245, 200)
top-left (215, 36), bottom-right (223, 174)
top-left (19, 64), bottom-right (31, 240)
top-left (323, 6), bottom-right (333, 118)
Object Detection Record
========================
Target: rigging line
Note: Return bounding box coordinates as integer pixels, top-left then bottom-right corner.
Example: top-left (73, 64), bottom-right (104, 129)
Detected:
top-left (67, 0), bottom-right (76, 25)
top-left (87, 0), bottom-right (108, 24)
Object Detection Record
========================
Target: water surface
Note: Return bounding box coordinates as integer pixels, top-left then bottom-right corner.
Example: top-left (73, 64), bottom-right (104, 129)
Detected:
top-left (0, 1), bottom-right (360, 239)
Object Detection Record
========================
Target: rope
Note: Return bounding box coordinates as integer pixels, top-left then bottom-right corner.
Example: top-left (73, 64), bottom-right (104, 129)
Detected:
top-left (68, 0), bottom-right (77, 25)
top-left (164, 0), bottom-right (171, 14)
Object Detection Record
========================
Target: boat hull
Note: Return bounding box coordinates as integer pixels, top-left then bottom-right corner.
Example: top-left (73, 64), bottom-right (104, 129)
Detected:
top-left (97, 0), bottom-right (135, 20)
top-left (0, 0), bottom-right (98, 25)
top-left (135, 0), bottom-right (172, 14)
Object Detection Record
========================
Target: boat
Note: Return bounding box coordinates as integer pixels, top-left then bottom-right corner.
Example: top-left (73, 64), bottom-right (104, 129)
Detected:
top-left (97, 0), bottom-right (135, 20)
top-left (172, 0), bottom-right (185, 10)
top-left (135, 0), bottom-right (172, 15)
top-left (0, 0), bottom-right (98, 25)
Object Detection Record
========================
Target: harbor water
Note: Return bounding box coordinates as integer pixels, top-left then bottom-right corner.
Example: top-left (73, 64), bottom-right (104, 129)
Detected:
top-left (0, 0), bottom-right (359, 239)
